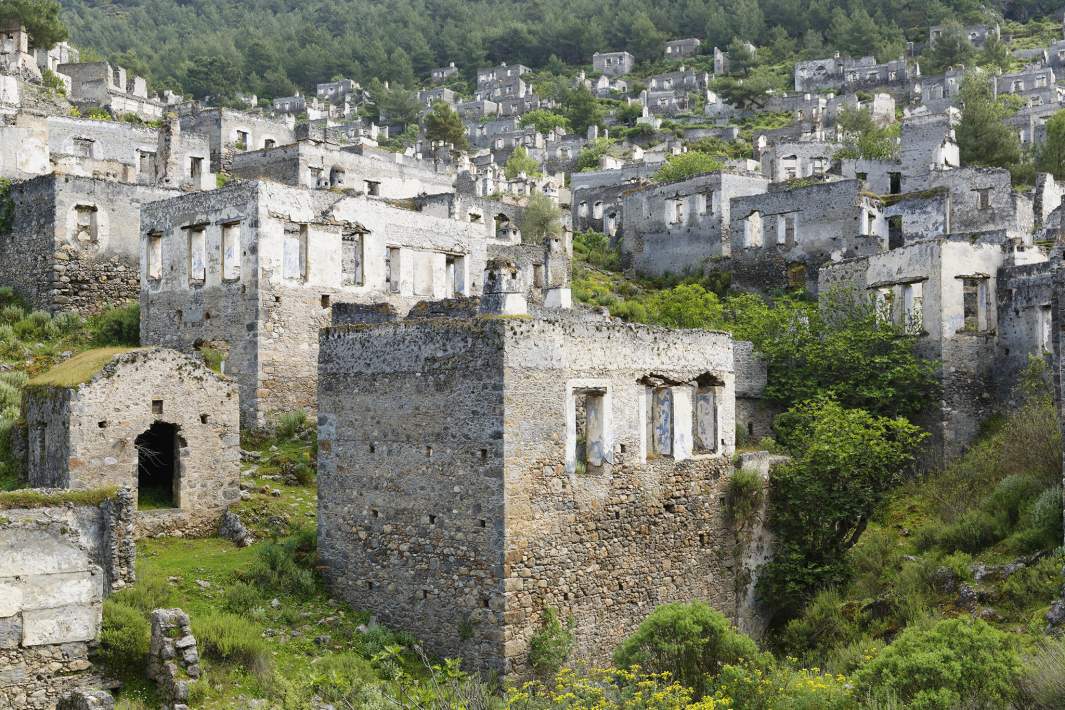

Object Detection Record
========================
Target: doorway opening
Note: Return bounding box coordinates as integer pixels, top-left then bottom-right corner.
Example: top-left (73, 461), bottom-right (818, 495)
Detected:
top-left (136, 421), bottom-right (179, 509)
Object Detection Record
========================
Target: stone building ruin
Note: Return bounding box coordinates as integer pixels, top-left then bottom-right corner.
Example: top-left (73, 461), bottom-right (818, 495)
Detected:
top-left (318, 302), bottom-right (742, 675)
top-left (21, 348), bottom-right (240, 536)
top-left (0, 487), bottom-right (135, 709)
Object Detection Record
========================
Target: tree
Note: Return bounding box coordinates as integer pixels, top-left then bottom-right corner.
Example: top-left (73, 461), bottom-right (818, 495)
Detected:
top-left (0, 0), bottom-right (67, 50)
top-left (922, 20), bottom-right (977, 74)
top-left (519, 192), bottom-right (562, 245)
top-left (713, 66), bottom-right (784, 110)
top-left (978, 33), bottom-right (1011, 72)
top-left (1036, 110), bottom-right (1065, 179)
top-left (653, 152), bottom-right (725, 183)
top-left (518, 109), bottom-right (570, 136)
top-left (642, 284), bottom-right (724, 329)
top-left (727, 291), bottom-right (939, 419)
top-left (183, 53), bottom-right (241, 101)
top-left (616, 102), bottom-right (644, 127)
top-left (560, 86), bottom-right (603, 137)
top-left (574, 138), bottom-right (614, 172)
top-left (372, 84), bottom-right (421, 127)
top-left (758, 397), bottom-right (927, 618)
top-left (424, 101), bottom-right (468, 151)
top-left (956, 72), bottom-right (1023, 173)
top-left (504, 146), bottom-right (541, 179)
top-left (614, 602), bottom-right (761, 698)
top-left (835, 107), bottom-right (899, 160)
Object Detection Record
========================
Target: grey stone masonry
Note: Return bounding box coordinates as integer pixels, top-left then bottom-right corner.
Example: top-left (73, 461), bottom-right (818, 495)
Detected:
top-left (1, 174), bottom-right (178, 314)
top-left (141, 179), bottom-right (568, 428)
top-left (148, 608), bottom-right (200, 710)
top-left (22, 348), bottom-right (240, 537)
top-left (0, 487), bottom-right (135, 709)
top-left (318, 311), bottom-right (740, 676)
top-left (57, 690), bottom-right (116, 709)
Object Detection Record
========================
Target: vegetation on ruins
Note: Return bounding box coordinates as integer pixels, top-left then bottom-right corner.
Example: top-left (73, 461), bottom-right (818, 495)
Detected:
top-left (1, 0), bottom-right (67, 50)
top-left (1036, 109), bottom-right (1065, 180)
top-left (653, 152), bottom-right (725, 184)
top-left (956, 72), bottom-right (1030, 184)
top-left (834, 106), bottom-right (901, 161)
top-left (425, 99), bottom-right (470, 151)
top-left (519, 191), bottom-right (563, 244)
top-left (504, 146), bottom-right (542, 179)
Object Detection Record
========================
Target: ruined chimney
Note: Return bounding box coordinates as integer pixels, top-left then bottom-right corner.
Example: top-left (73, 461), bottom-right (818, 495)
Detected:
top-left (156, 113), bottom-right (182, 187)
top-left (480, 258), bottom-right (527, 316)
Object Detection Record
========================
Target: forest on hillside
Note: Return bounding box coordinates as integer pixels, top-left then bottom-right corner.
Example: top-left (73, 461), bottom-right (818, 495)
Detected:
top-left (54, 0), bottom-right (1053, 102)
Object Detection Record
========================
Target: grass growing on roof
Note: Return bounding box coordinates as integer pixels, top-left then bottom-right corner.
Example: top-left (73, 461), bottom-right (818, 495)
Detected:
top-left (0, 486), bottom-right (118, 510)
top-left (27, 347), bottom-right (139, 388)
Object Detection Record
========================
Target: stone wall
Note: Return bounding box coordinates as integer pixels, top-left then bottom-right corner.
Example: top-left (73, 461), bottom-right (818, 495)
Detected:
top-left (318, 316), bottom-right (743, 675)
top-left (996, 261), bottom-right (1055, 408)
top-left (142, 180), bottom-right (493, 428)
top-left (0, 487), bottom-right (135, 709)
top-left (179, 107), bottom-right (294, 172)
top-left (734, 341), bottom-right (776, 443)
top-left (619, 172), bottom-right (769, 277)
top-left (2, 174), bottom-right (177, 314)
top-left (23, 349), bottom-right (240, 536)
top-left (230, 139), bottom-right (456, 198)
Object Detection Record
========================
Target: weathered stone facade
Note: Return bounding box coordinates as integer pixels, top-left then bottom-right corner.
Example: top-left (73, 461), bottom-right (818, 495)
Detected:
top-left (318, 312), bottom-right (742, 675)
top-left (0, 487), bottom-right (135, 709)
top-left (22, 348), bottom-right (240, 536)
top-left (178, 107), bottom-right (294, 172)
top-left (1, 174), bottom-right (178, 314)
top-left (141, 179), bottom-right (569, 428)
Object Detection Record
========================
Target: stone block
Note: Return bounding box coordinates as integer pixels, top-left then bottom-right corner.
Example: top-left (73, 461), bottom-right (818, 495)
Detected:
top-left (21, 571), bottom-right (101, 611)
top-left (21, 604), bottom-right (99, 646)
top-left (0, 579), bottom-right (23, 617)
top-left (1, 528), bottom-right (89, 576)
top-left (0, 615), bottom-right (22, 649)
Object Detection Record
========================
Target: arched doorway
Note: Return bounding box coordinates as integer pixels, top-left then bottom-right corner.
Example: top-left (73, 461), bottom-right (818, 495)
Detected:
top-left (136, 422), bottom-right (179, 509)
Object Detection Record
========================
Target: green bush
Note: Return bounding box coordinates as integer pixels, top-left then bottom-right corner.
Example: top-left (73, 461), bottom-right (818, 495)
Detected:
top-left (528, 607), bottom-right (574, 677)
top-left (92, 303), bottom-right (140, 346)
top-left (919, 508), bottom-right (1005, 553)
top-left (712, 661), bottom-right (854, 709)
top-left (0, 305), bottom-right (22, 325)
top-left (726, 467), bottom-right (764, 528)
top-left (275, 409), bottom-right (309, 440)
top-left (1012, 486), bottom-right (1064, 552)
top-left (222, 581), bottom-right (264, 613)
top-left (985, 473), bottom-right (1043, 526)
top-left (613, 601), bottom-right (759, 697)
top-left (193, 611), bottom-right (271, 676)
top-left (780, 588), bottom-right (859, 665)
top-left (855, 617), bottom-right (1021, 709)
top-left (241, 528), bottom-right (318, 597)
top-left (95, 600), bottom-right (149, 677)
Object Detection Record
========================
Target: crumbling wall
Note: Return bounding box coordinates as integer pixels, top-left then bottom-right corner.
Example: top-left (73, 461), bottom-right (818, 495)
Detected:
top-left (996, 261), bottom-right (1055, 407)
top-left (317, 319), bottom-right (508, 673)
top-left (734, 341), bottom-right (776, 443)
top-left (23, 349), bottom-right (240, 536)
top-left (0, 488), bottom-right (135, 709)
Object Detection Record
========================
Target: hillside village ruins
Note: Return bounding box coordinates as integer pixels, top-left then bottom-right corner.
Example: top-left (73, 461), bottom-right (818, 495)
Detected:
top-left (4, 8), bottom-right (1065, 700)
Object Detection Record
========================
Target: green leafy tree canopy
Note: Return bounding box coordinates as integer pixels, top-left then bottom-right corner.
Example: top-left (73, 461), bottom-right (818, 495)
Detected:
top-left (653, 152), bottom-right (725, 184)
top-left (0, 0), bottom-right (67, 50)
top-left (424, 100), bottom-right (469, 151)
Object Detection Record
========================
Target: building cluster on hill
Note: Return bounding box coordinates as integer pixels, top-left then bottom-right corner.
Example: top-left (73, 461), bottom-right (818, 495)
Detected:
top-left (3, 11), bottom-right (1065, 702)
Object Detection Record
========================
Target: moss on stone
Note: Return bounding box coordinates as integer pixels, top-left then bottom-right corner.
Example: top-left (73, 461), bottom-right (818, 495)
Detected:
top-left (0, 486), bottom-right (118, 509)
top-left (27, 347), bottom-right (140, 389)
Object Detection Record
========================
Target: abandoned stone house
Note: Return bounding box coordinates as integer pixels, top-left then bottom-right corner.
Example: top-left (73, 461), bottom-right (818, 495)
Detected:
top-left (726, 179), bottom-right (887, 292)
top-left (758, 141), bottom-right (842, 182)
top-left (430, 62), bottom-right (458, 83)
top-left (618, 170), bottom-right (769, 276)
top-left (21, 347), bottom-right (240, 536)
top-left (818, 230), bottom-right (1047, 461)
top-left (0, 174), bottom-right (179, 314)
top-left (592, 51), bottom-right (635, 78)
top-left (994, 66), bottom-right (1062, 106)
top-left (794, 55), bottom-right (915, 93)
top-left (57, 62), bottom-right (168, 122)
top-left (228, 138), bottom-right (456, 197)
top-left (178, 106), bottom-right (295, 172)
top-left (317, 305), bottom-right (739, 675)
top-left (665, 38), bottom-right (701, 59)
top-left (930, 23), bottom-right (999, 47)
top-left (835, 112), bottom-right (959, 194)
top-left (0, 487), bottom-right (135, 709)
top-left (140, 179), bottom-right (568, 427)
top-left (0, 22), bottom-right (40, 81)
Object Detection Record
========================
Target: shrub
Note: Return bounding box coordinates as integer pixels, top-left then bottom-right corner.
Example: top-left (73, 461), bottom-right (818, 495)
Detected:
top-left (1019, 637), bottom-right (1065, 709)
top-left (241, 528), bottom-right (318, 597)
top-left (52, 311), bottom-right (83, 335)
top-left (919, 508), bottom-right (1004, 553)
top-left (613, 601), bottom-right (759, 697)
top-left (780, 588), bottom-right (859, 664)
top-left (855, 617), bottom-right (1021, 710)
top-left (712, 661), bottom-right (854, 710)
top-left (95, 600), bottom-right (149, 677)
top-left (193, 611), bottom-right (271, 676)
top-left (726, 468), bottom-right (764, 528)
top-left (275, 409), bottom-right (309, 440)
top-left (93, 303), bottom-right (140, 346)
top-left (528, 608), bottom-right (574, 677)
top-left (984, 473), bottom-right (1043, 526)
top-left (508, 667), bottom-right (712, 709)
top-left (997, 554), bottom-right (1063, 612)
top-left (222, 581), bottom-right (264, 613)
top-left (0, 305), bottom-right (22, 325)
top-left (1011, 486), bottom-right (1064, 552)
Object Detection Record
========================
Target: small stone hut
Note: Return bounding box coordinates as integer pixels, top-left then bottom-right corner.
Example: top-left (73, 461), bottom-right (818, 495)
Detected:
top-left (21, 347), bottom-right (240, 536)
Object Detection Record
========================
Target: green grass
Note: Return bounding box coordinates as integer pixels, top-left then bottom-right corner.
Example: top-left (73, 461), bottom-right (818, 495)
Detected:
top-left (27, 347), bottom-right (139, 388)
top-left (0, 486), bottom-right (118, 510)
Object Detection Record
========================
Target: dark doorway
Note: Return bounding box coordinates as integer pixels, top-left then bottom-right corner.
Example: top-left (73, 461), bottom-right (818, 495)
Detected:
top-left (888, 216), bottom-right (903, 250)
top-left (889, 172), bottom-right (902, 195)
top-left (136, 421), bottom-right (178, 509)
